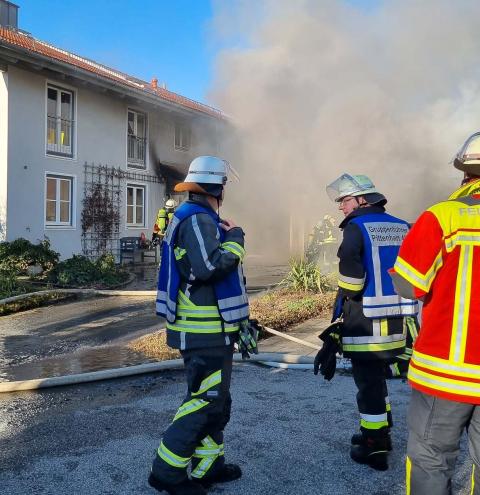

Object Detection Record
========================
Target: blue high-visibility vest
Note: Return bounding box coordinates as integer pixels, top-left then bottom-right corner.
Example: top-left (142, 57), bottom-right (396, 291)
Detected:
top-left (350, 213), bottom-right (418, 318)
top-left (156, 202), bottom-right (249, 324)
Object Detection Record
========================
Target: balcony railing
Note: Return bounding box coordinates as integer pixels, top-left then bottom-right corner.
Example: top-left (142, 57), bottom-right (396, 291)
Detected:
top-left (127, 135), bottom-right (146, 167)
top-left (47, 115), bottom-right (74, 157)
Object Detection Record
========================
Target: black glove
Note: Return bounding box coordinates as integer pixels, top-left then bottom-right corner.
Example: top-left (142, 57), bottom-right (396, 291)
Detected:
top-left (238, 319), bottom-right (261, 359)
top-left (313, 322), bottom-right (343, 381)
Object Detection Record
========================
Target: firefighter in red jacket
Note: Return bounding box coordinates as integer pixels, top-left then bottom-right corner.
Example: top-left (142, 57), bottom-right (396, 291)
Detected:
top-left (390, 131), bottom-right (480, 495)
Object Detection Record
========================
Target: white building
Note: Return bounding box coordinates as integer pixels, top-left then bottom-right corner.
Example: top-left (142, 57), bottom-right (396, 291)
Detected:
top-left (0, 1), bottom-right (227, 259)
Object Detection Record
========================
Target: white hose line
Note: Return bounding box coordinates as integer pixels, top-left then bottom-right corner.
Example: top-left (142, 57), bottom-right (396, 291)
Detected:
top-left (0, 352), bottom-right (314, 393)
top-left (262, 325), bottom-right (321, 351)
top-left (0, 285), bottom-right (273, 306)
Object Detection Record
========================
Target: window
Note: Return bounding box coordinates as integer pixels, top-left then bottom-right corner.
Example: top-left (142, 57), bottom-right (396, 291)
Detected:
top-left (127, 110), bottom-right (147, 167)
top-left (45, 175), bottom-right (73, 226)
top-left (46, 85), bottom-right (74, 157)
top-left (174, 123), bottom-right (190, 151)
top-left (126, 185), bottom-right (146, 227)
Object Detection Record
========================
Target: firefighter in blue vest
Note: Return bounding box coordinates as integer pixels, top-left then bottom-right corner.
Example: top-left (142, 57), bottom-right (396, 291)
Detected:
top-left (323, 173), bottom-right (418, 470)
top-left (148, 156), bottom-right (250, 495)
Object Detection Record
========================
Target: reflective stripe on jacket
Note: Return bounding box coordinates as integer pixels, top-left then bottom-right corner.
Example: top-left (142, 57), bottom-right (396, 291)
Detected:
top-left (349, 213), bottom-right (418, 318)
top-left (392, 188), bottom-right (480, 403)
top-left (156, 201), bottom-right (249, 339)
top-left (337, 206), bottom-right (409, 359)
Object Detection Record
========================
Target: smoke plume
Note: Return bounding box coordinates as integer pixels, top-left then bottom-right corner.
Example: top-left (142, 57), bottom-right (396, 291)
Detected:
top-left (208, 0), bottom-right (480, 259)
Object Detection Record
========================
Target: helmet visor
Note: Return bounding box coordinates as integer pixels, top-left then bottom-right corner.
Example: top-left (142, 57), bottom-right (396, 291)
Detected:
top-left (326, 173), bottom-right (377, 202)
top-left (452, 132), bottom-right (480, 169)
top-left (224, 161), bottom-right (240, 182)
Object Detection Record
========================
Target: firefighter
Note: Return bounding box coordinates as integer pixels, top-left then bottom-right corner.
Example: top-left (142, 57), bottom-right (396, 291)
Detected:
top-left (152, 198), bottom-right (176, 245)
top-left (148, 156), bottom-right (250, 495)
top-left (390, 132), bottom-right (480, 494)
top-left (324, 173), bottom-right (418, 470)
top-left (305, 215), bottom-right (338, 268)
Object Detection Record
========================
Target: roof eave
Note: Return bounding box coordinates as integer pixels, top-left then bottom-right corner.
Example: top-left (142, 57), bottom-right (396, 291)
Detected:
top-left (0, 41), bottom-right (226, 121)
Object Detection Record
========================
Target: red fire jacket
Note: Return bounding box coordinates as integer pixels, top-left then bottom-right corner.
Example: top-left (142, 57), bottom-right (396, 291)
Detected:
top-left (390, 180), bottom-right (480, 403)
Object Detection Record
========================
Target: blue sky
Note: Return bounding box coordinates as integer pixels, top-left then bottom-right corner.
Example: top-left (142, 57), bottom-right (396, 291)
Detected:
top-left (17, 0), bottom-right (378, 105)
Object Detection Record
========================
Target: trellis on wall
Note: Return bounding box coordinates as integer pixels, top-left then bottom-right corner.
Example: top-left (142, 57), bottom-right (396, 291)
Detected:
top-left (81, 162), bottom-right (164, 261)
top-left (81, 163), bottom-right (122, 260)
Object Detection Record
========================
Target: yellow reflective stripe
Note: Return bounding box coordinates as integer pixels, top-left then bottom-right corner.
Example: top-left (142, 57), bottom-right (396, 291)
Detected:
top-left (173, 399), bottom-right (209, 422)
top-left (191, 436), bottom-right (223, 479)
top-left (471, 464), bottom-right (475, 495)
top-left (174, 247), bottom-right (187, 260)
top-left (221, 241), bottom-right (245, 261)
top-left (167, 321), bottom-right (239, 334)
top-left (157, 441), bottom-right (190, 468)
top-left (450, 245), bottom-right (473, 363)
top-left (177, 306), bottom-right (221, 318)
top-left (444, 232), bottom-right (480, 252)
top-left (178, 290), bottom-right (194, 307)
top-left (406, 456), bottom-right (412, 495)
top-left (191, 457), bottom-right (215, 478)
top-left (408, 365), bottom-right (480, 398)
top-left (380, 319), bottom-right (388, 337)
top-left (406, 317), bottom-right (418, 340)
top-left (338, 279), bottom-right (364, 291)
top-left (411, 351), bottom-right (480, 379)
top-left (394, 253), bottom-right (443, 293)
top-left (192, 370), bottom-right (222, 397)
top-left (343, 341), bottom-right (405, 352)
top-left (360, 419), bottom-right (389, 430)
top-left (472, 464), bottom-right (476, 495)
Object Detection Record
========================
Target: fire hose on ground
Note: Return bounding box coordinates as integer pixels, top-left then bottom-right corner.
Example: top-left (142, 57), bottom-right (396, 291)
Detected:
top-left (0, 326), bottom-right (322, 393)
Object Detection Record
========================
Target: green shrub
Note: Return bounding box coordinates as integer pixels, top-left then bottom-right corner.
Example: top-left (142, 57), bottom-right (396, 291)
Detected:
top-left (280, 258), bottom-right (335, 293)
top-left (0, 238), bottom-right (59, 273)
top-left (49, 253), bottom-right (128, 288)
top-left (0, 266), bottom-right (23, 299)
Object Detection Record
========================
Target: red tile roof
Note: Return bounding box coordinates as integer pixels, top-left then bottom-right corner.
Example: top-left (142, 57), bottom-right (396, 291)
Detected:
top-left (0, 27), bottom-right (225, 119)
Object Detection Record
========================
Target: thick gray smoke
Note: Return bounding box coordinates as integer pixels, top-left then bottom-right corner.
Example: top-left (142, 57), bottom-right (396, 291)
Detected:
top-left (209, 0), bottom-right (480, 259)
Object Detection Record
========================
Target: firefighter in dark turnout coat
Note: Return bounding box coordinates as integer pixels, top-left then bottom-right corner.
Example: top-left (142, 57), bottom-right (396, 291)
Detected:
top-left (325, 173), bottom-right (418, 471)
top-left (148, 156), bottom-right (248, 495)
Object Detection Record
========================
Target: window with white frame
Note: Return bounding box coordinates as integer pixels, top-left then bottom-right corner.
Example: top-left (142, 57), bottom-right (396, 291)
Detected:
top-left (126, 184), bottom-right (146, 226)
top-left (127, 110), bottom-right (147, 167)
top-left (174, 123), bottom-right (190, 151)
top-left (46, 85), bottom-right (74, 157)
top-left (45, 174), bottom-right (73, 226)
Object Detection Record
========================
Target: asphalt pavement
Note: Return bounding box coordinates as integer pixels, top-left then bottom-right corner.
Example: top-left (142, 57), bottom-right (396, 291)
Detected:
top-left (0, 342), bottom-right (474, 494)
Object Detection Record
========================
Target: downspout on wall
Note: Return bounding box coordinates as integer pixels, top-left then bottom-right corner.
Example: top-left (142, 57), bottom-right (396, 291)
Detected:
top-left (0, 67), bottom-right (7, 241)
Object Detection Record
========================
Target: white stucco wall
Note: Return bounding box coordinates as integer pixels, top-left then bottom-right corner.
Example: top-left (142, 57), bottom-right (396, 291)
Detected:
top-left (0, 70), bottom-right (7, 242)
top-left (5, 65), bottom-right (223, 259)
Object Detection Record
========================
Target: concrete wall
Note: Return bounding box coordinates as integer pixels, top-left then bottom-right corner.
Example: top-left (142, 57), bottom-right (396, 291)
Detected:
top-left (0, 70), bottom-right (7, 241)
top-left (5, 65), bottom-right (223, 259)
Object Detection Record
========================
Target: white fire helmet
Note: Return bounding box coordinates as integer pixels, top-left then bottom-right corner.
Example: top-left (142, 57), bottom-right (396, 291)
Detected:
top-left (165, 199), bottom-right (176, 209)
top-left (452, 132), bottom-right (480, 175)
top-left (326, 173), bottom-right (379, 202)
top-left (183, 156), bottom-right (239, 185)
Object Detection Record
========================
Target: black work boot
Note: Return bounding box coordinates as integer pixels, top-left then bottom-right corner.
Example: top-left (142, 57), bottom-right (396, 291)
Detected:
top-left (351, 432), bottom-right (392, 451)
top-left (350, 436), bottom-right (389, 471)
top-left (147, 473), bottom-right (207, 495)
top-left (196, 463), bottom-right (242, 487)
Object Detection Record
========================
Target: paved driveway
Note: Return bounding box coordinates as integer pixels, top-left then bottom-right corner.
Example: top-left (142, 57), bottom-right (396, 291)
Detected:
top-left (0, 364), bottom-right (473, 495)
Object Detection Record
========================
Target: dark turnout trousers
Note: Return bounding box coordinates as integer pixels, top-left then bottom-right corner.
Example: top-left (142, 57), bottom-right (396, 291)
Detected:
top-left (407, 388), bottom-right (480, 495)
top-left (151, 345), bottom-right (234, 484)
top-left (351, 359), bottom-right (392, 436)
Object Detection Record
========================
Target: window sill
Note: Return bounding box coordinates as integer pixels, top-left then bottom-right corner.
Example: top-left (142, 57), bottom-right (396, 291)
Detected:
top-left (174, 147), bottom-right (190, 152)
top-left (126, 225), bottom-right (146, 230)
top-left (46, 151), bottom-right (75, 160)
top-left (127, 163), bottom-right (147, 170)
top-left (44, 225), bottom-right (76, 230)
